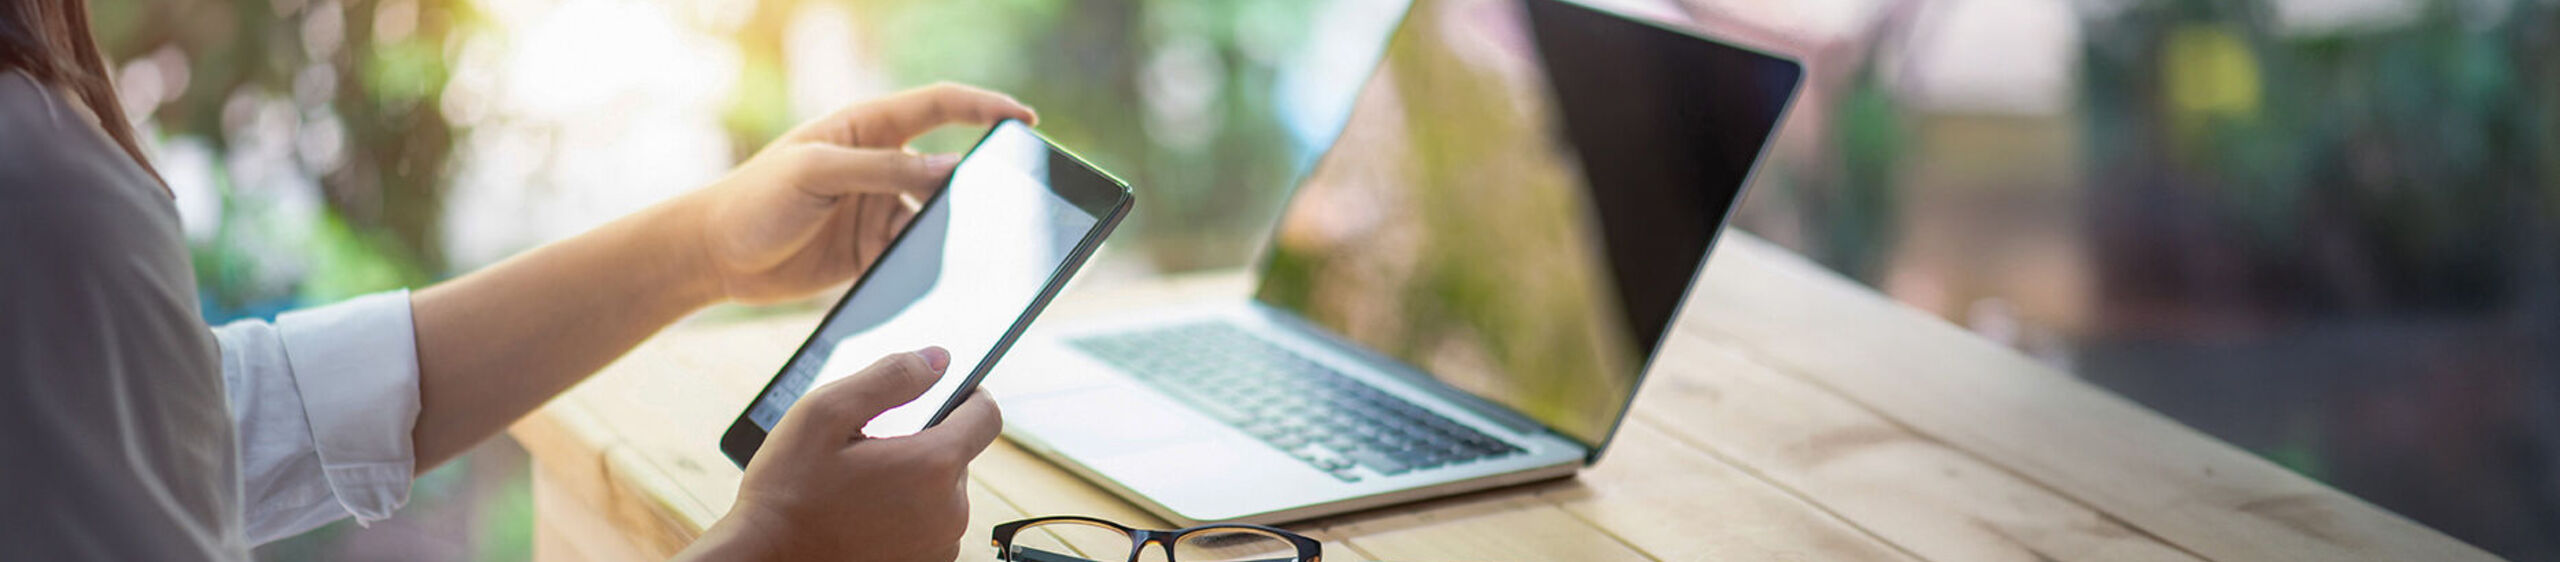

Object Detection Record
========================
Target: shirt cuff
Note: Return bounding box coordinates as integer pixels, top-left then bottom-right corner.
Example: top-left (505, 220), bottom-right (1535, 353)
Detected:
top-left (275, 290), bottom-right (421, 526)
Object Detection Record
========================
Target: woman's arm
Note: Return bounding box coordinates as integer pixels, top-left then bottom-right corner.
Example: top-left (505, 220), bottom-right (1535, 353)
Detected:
top-left (407, 196), bottom-right (719, 470)
top-left (406, 83), bottom-right (1035, 471)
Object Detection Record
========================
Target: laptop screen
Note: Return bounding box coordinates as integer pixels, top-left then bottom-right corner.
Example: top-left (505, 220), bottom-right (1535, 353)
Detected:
top-left (1253, 0), bottom-right (1800, 449)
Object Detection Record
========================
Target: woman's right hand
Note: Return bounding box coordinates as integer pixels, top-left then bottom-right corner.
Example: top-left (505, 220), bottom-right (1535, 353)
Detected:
top-left (683, 83), bottom-right (1036, 306)
top-left (677, 346), bottom-right (1003, 561)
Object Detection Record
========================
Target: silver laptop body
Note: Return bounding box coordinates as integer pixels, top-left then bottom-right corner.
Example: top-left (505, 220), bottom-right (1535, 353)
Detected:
top-left (988, 0), bottom-right (1804, 525)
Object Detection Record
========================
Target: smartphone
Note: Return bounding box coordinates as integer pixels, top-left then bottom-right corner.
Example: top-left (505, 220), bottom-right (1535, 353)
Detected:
top-left (720, 119), bottom-right (1132, 467)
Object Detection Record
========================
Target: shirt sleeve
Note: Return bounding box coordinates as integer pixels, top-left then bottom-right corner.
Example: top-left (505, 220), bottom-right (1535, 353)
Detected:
top-left (212, 290), bottom-right (422, 544)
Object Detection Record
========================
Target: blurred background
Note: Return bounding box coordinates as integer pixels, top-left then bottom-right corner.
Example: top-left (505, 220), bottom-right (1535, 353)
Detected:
top-left (84, 0), bottom-right (2556, 558)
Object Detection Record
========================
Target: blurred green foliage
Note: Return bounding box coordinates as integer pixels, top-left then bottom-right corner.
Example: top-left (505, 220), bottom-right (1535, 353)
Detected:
top-left (726, 0), bottom-right (1332, 271)
top-left (98, 0), bottom-right (462, 316)
top-left (2082, 0), bottom-right (2559, 312)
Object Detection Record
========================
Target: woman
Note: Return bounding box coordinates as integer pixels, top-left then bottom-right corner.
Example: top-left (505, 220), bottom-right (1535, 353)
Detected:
top-left (1, 1), bottom-right (1018, 559)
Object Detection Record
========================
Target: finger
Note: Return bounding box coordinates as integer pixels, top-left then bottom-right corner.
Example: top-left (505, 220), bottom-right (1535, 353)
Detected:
top-left (773, 347), bottom-right (952, 445)
top-left (785, 145), bottom-right (960, 201)
top-left (842, 192), bottom-right (914, 273)
top-left (898, 388), bottom-right (1003, 465)
top-left (835, 83), bottom-right (1038, 147)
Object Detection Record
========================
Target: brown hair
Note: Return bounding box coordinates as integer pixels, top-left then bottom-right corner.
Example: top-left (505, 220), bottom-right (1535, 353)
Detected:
top-left (2, 0), bottom-right (166, 189)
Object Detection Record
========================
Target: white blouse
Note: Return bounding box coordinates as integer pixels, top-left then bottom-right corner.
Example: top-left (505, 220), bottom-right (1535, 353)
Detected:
top-left (212, 290), bottom-right (423, 544)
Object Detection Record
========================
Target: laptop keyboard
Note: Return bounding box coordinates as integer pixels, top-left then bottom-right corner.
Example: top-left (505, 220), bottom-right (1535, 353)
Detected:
top-left (1069, 322), bottom-right (1524, 482)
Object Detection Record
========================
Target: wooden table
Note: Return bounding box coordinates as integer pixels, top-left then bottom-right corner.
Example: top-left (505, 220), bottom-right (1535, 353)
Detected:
top-left (509, 233), bottom-right (2493, 561)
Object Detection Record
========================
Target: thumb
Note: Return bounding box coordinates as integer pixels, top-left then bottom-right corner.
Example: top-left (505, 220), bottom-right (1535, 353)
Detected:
top-left (781, 144), bottom-right (961, 202)
top-left (773, 347), bottom-right (953, 446)
top-left (896, 388), bottom-right (1002, 462)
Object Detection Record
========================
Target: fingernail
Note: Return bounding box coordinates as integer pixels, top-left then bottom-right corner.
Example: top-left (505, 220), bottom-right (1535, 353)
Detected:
top-left (915, 346), bottom-right (951, 372)
top-left (924, 153), bottom-right (962, 171)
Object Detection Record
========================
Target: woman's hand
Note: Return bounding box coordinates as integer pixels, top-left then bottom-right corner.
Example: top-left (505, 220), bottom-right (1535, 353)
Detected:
top-left (677, 347), bottom-right (1005, 561)
top-left (683, 83), bottom-right (1037, 304)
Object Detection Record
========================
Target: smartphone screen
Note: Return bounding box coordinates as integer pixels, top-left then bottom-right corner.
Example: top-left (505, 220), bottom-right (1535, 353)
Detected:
top-left (738, 121), bottom-right (1127, 441)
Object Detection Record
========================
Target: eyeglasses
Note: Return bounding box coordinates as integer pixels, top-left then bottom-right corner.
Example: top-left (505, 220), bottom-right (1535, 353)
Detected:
top-left (991, 515), bottom-right (1322, 562)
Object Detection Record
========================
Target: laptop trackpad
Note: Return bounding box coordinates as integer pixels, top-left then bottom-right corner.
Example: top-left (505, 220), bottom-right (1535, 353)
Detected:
top-left (1012, 384), bottom-right (1224, 454)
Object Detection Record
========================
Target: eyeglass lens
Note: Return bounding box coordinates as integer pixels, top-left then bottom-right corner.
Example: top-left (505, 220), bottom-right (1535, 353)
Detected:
top-left (1170, 528), bottom-right (1299, 562)
top-left (1006, 520), bottom-right (1134, 561)
top-left (1005, 521), bottom-right (1303, 562)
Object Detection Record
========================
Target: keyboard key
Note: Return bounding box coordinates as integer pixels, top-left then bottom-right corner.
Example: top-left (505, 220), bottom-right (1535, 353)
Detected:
top-left (1414, 454), bottom-right (1453, 470)
top-left (1317, 456), bottom-right (1351, 472)
top-left (1322, 435), bottom-right (1357, 451)
top-left (1345, 448), bottom-right (1411, 475)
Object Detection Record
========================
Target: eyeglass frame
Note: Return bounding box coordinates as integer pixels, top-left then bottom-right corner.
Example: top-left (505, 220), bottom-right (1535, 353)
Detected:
top-left (990, 515), bottom-right (1324, 562)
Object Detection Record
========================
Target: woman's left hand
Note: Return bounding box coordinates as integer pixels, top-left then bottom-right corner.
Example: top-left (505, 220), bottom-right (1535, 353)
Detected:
top-left (681, 83), bottom-right (1036, 304)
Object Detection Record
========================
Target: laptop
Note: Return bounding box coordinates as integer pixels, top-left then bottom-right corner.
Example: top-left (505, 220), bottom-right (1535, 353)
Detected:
top-left (987, 0), bottom-right (1804, 525)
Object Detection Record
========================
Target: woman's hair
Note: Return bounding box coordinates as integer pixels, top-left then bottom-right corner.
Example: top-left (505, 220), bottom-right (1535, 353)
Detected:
top-left (2, 0), bottom-right (166, 188)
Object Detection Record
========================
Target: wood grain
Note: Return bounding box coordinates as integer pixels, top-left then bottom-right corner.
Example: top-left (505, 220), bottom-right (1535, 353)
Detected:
top-left (1636, 335), bottom-right (2203, 562)
top-left (1548, 422), bottom-right (1924, 561)
top-left (1677, 234), bottom-right (2497, 562)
